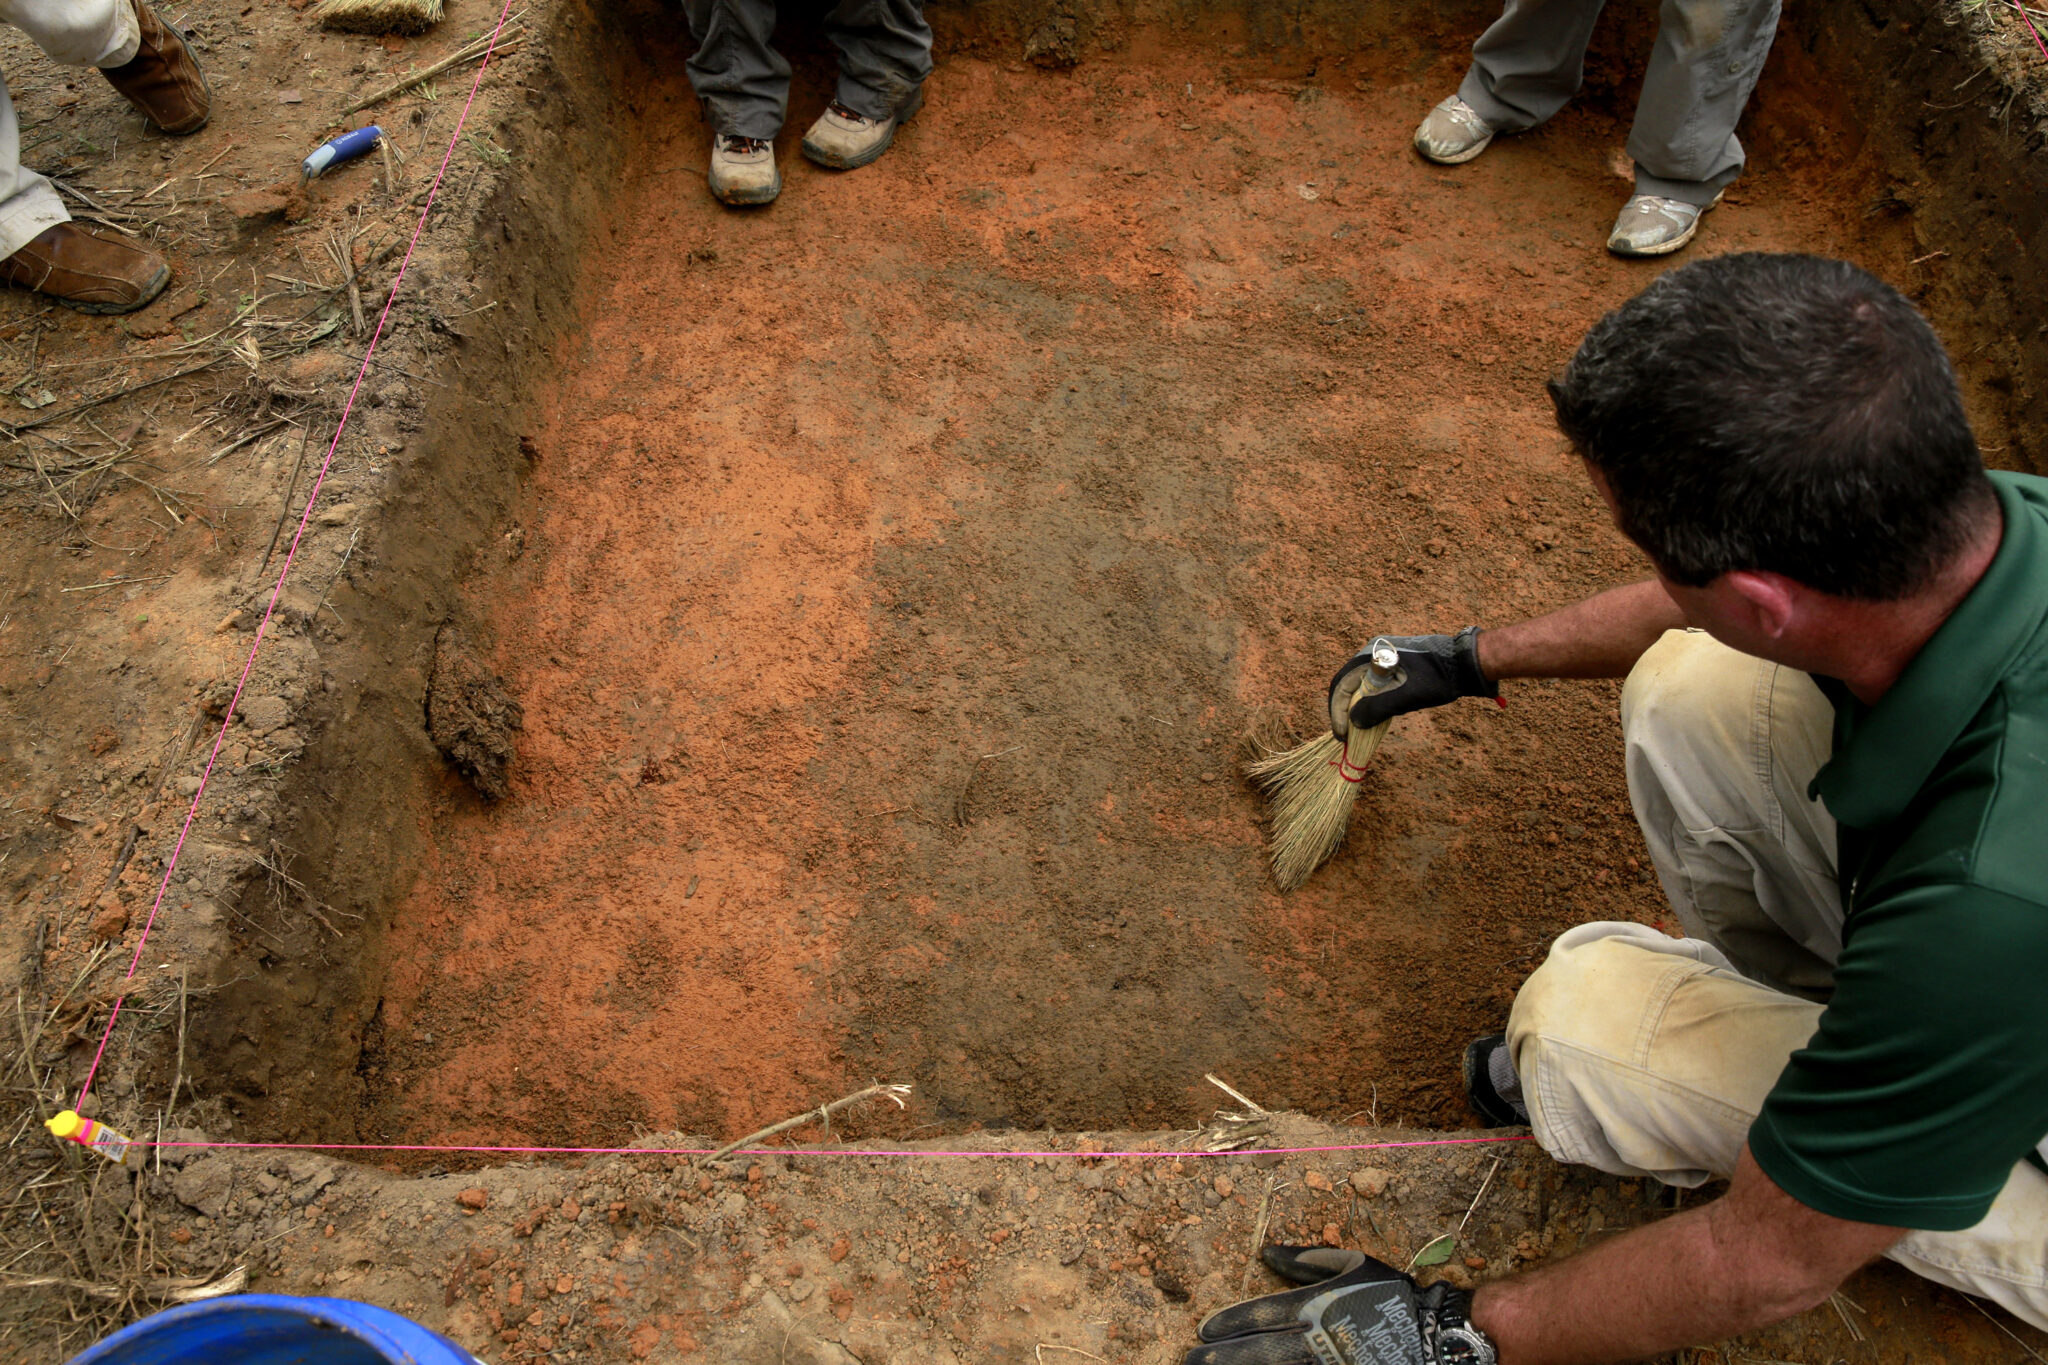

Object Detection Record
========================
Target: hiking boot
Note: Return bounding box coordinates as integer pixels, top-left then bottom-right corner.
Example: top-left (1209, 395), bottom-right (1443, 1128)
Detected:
top-left (800, 88), bottom-right (924, 170)
top-left (708, 133), bottom-right (780, 206)
top-left (1, 222), bottom-right (171, 314)
top-left (99, 0), bottom-right (211, 135)
top-left (1607, 192), bottom-right (1720, 257)
top-left (1462, 1033), bottom-right (1528, 1128)
top-left (1413, 94), bottom-right (1495, 166)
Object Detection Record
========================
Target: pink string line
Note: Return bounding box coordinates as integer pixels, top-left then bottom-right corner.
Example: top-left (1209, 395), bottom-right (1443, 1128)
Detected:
top-left (133, 1135), bottom-right (1535, 1159)
top-left (2012, 0), bottom-right (2048, 63)
top-left (71, 0), bottom-right (524, 1109)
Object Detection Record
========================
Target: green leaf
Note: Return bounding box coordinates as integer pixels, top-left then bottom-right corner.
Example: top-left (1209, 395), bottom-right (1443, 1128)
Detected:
top-left (1409, 1234), bottom-right (1456, 1269)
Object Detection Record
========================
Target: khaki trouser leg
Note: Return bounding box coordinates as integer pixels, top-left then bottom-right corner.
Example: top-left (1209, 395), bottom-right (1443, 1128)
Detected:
top-left (0, 0), bottom-right (140, 258)
top-left (1507, 629), bottom-right (2048, 1330)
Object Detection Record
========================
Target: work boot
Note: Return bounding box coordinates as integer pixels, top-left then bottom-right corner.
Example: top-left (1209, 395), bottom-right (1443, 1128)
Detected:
top-left (708, 133), bottom-right (781, 206)
top-left (1462, 1033), bottom-right (1528, 1128)
top-left (1607, 192), bottom-right (1720, 258)
top-left (1, 222), bottom-right (172, 314)
top-left (99, 0), bottom-right (211, 136)
top-left (1412, 94), bottom-right (1495, 166)
top-left (800, 88), bottom-right (924, 170)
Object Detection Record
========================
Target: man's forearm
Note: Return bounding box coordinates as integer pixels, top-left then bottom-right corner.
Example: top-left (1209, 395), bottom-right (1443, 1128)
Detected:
top-left (1470, 1150), bottom-right (1901, 1365)
top-left (1475, 579), bottom-right (1686, 682)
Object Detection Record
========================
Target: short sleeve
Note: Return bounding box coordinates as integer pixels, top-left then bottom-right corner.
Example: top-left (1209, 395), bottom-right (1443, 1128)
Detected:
top-left (1749, 883), bottom-right (2048, 1230)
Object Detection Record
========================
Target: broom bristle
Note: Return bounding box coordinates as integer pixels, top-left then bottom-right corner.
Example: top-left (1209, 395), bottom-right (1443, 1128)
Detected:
top-left (1245, 722), bottom-right (1389, 890)
top-left (311, 0), bottom-right (443, 36)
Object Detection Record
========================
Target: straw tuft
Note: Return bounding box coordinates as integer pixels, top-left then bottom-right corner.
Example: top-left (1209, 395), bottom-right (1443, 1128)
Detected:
top-left (310, 0), bottom-right (444, 36)
top-left (1245, 720), bottom-right (1389, 890)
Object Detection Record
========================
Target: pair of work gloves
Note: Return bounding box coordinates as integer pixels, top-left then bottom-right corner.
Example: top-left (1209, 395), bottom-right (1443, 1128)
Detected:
top-left (1327, 629), bottom-right (1497, 740)
top-left (1187, 1245), bottom-right (1496, 1365)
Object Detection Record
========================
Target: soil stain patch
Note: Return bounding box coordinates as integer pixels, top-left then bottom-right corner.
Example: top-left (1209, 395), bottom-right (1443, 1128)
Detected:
top-left (362, 33), bottom-right (1995, 1147)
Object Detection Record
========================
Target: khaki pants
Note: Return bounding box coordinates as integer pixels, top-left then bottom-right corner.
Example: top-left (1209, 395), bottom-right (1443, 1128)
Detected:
top-left (1, 0), bottom-right (140, 257)
top-left (1508, 629), bottom-right (2048, 1329)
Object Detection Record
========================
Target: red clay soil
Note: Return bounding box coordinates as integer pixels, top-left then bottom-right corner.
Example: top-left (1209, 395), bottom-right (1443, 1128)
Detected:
top-left (360, 34), bottom-right (1946, 1148)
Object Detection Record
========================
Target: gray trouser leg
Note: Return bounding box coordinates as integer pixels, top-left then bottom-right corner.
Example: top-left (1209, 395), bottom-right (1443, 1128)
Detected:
top-left (823, 0), bottom-right (930, 121)
top-left (682, 0), bottom-right (789, 140)
top-left (1458, 0), bottom-right (1609, 134)
top-left (1626, 0), bottom-right (1781, 205)
top-left (1457, 0), bottom-right (1781, 205)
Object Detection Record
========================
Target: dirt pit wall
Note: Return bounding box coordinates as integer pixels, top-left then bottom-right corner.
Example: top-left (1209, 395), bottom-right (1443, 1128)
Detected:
top-left (173, 0), bottom-right (2048, 1154)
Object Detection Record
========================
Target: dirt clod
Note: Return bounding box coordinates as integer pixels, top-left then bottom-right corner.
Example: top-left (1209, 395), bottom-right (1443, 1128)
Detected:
top-left (223, 177), bottom-right (310, 222)
top-left (426, 624), bottom-right (523, 800)
top-left (1024, 13), bottom-right (1080, 68)
top-left (458, 1187), bottom-right (489, 1210)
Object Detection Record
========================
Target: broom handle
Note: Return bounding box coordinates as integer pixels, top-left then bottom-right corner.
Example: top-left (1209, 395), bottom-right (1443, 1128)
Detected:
top-left (1338, 649), bottom-right (1402, 777)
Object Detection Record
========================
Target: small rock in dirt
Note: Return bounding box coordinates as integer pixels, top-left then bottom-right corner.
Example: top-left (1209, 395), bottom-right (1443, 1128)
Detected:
top-left (173, 1157), bottom-right (235, 1218)
top-left (1023, 13), bottom-right (1079, 67)
top-left (90, 900), bottom-right (130, 943)
top-left (427, 624), bottom-right (523, 800)
top-left (317, 502), bottom-right (359, 527)
top-left (175, 776), bottom-right (203, 796)
top-left (1349, 1167), bottom-right (1390, 1199)
top-left (1213, 1175), bottom-right (1233, 1198)
top-left (223, 177), bottom-right (308, 223)
top-left (458, 1187), bottom-right (489, 1210)
top-left (1304, 1170), bottom-right (1332, 1192)
top-left (238, 694), bottom-right (289, 736)
top-left (559, 1196), bottom-right (581, 1220)
top-left (286, 1154), bottom-right (338, 1192)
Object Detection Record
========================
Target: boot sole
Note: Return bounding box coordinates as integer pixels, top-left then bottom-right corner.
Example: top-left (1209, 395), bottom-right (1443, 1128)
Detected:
top-left (1607, 192), bottom-right (1722, 258)
top-left (801, 87), bottom-right (924, 171)
top-left (1414, 131), bottom-right (1492, 166)
top-left (48, 260), bottom-right (173, 315)
top-left (712, 172), bottom-right (782, 206)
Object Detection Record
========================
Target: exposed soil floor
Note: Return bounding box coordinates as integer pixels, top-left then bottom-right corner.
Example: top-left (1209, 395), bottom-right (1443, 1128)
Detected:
top-left (359, 31), bottom-right (1938, 1148)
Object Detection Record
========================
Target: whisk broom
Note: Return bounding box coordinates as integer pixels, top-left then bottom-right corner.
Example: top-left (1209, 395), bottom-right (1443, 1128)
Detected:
top-left (1246, 643), bottom-right (1401, 890)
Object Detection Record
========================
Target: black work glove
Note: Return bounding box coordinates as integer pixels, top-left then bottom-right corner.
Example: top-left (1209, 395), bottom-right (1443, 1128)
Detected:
top-left (1328, 629), bottom-right (1497, 740)
top-left (1185, 1246), bottom-right (1495, 1365)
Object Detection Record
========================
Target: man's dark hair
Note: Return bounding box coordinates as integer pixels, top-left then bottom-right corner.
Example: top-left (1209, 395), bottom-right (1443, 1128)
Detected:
top-left (1549, 253), bottom-right (1994, 600)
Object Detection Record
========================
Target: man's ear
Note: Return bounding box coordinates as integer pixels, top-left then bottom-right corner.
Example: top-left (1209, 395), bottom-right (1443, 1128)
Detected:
top-left (1720, 570), bottom-right (1800, 639)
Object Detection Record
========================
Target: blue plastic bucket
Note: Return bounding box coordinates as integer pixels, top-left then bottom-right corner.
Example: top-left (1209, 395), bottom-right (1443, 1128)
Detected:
top-left (65, 1294), bottom-right (483, 1365)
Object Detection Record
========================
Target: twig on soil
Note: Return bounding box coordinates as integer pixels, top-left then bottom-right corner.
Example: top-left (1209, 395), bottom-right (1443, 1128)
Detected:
top-left (699, 1082), bottom-right (912, 1166)
top-left (339, 21), bottom-right (530, 116)
top-left (1035, 1347), bottom-right (1109, 1364)
top-left (58, 574), bottom-right (174, 594)
top-left (1963, 1295), bottom-right (2048, 1363)
top-left (260, 420), bottom-right (315, 577)
top-left (0, 358), bottom-right (229, 439)
top-left (167, 968), bottom-right (189, 1119)
top-left (1455, 1153), bottom-right (1505, 1237)
top-left (1242, 1173), bottom-right (1281, 1290)
top-left (313, 527), bottom-right (361, 618)
top-left (94, 704), bottom-right (206, 924)
top-left (1204, 1073), bottom-right (1270, 1116)
top-left (0, 1264), bottom-right (245, 1303)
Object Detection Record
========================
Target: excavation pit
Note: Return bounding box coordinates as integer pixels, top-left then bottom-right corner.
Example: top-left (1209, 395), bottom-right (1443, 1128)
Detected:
top-left (180, 0), bottom-right (2043, 1158)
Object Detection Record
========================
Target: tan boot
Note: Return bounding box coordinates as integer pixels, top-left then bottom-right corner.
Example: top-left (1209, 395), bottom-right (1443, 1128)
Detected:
top-left (708, 134), bottom-right (781, 206)
top-left (99, 0), bottom-right (211, 136)
top-left (800, 88), bottom-right (923, 171)
top-left (2, 223), bottom-right (171, 314)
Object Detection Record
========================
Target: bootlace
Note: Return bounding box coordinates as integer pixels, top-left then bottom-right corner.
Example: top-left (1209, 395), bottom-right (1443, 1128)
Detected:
top-left (720, 135), bottom-right (770, 155)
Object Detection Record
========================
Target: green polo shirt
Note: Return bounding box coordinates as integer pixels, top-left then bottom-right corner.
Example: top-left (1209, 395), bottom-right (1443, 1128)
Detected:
top-left (1748, 471), bottom-right (2048, 1231)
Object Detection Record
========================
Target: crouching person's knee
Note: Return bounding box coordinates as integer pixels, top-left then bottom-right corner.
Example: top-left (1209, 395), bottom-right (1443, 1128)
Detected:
top-left (1504, 922), bottom-right (1749, 1184)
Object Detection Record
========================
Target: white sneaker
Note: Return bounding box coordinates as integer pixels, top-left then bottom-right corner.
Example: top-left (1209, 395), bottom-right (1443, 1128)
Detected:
top-left (800, 88), bottom-right (923, 170)
top-left (1413, 95), bottom-right (1495, 165)
top-left (708, 133), bottom-right (780, 206)
top-left (1606, 192), bottom-right (1720, 257)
